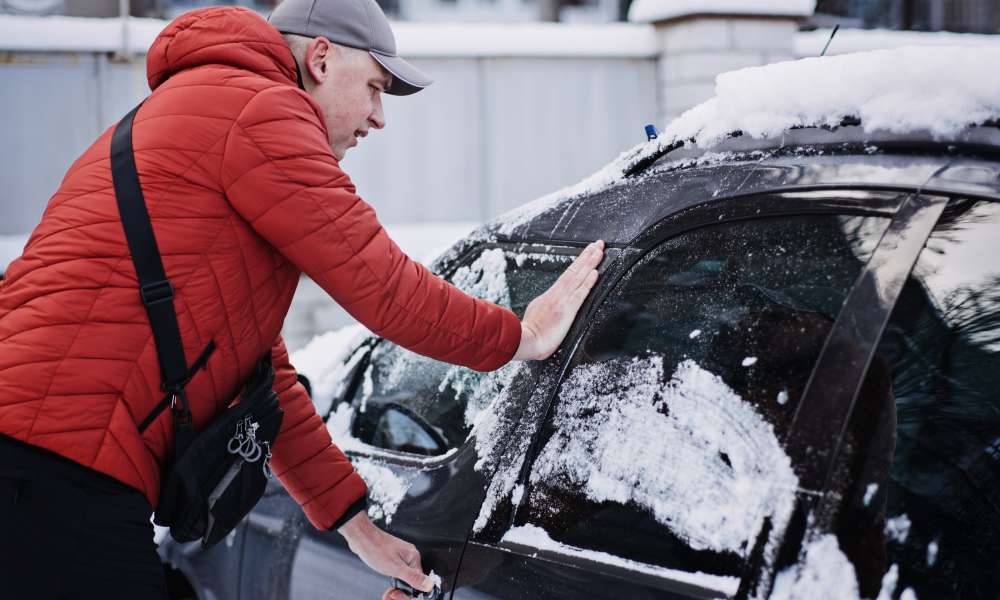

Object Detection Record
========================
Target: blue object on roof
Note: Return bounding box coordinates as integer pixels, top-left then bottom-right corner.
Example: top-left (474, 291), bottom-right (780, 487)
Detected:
top-left (645, 124), bottom-right (659, 141)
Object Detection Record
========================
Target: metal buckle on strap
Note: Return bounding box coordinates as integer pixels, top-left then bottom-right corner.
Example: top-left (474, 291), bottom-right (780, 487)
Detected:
top-left (140, 280), bottom-right (174, 306)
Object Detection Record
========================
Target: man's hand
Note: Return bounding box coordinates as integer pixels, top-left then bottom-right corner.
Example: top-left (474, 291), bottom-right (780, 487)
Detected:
top-left (338, 511), bottom-right (435, 599)
top-left (514, 240), bottom-right (605, 361)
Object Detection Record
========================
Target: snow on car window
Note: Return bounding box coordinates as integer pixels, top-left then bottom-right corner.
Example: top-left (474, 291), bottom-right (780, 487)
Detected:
top-left (471, 362), bottom-right (553, 533)
top-left (357, 248), bottom-right (519, 428)
top-left (530, 355), bottom-right (798, 557)
top-left (352, 457), bottom-right (419, 525)
top-left (769, 535), bottom-right (917, 600)
top-left (501, 524), bottom-right (739, 596)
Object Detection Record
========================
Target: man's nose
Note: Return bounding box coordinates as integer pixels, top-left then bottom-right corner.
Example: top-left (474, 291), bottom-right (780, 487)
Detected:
top-left (369, 102), bottom-right (386, 130)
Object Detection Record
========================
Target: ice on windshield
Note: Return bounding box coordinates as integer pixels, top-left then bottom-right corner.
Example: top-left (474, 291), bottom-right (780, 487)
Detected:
top-left (530, 356), bottom-right (798, 557)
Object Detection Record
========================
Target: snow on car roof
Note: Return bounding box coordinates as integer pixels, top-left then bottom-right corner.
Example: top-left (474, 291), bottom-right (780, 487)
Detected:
top-left (628, 0), bottom-right (815, 23)
top-left (491, 45), bottom-right (1000, 237)
top-left (662, 45), bottom-right (1000, 149)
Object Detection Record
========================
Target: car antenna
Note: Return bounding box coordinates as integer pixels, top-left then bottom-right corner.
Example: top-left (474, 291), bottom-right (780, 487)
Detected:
top-left (820, 24), bottom-right (840, 57)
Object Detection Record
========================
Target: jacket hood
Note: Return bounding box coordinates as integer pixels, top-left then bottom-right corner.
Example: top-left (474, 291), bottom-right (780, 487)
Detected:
top-left (147, 6), bottom-right (298, 91)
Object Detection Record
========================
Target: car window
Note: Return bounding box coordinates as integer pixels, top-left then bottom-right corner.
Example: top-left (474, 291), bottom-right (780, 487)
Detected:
top-left (348, 247), bottom-right (573, 457)
top-left (517, 214), bottom-right (890, 580)
top-left (836, 200), bottom-right (1000, 598)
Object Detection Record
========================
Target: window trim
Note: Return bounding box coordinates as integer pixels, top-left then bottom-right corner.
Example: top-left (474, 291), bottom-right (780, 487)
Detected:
top-left (477, 539), bottom-right (738, 599)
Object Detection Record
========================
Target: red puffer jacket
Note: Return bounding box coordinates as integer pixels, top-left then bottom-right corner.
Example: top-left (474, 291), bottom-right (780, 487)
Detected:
top-left (0, 6), bottom-right (520, 530)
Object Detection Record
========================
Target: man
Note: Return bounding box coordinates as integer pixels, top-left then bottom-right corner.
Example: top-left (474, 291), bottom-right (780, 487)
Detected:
top-left (0, 1), bottom-right (603, 598)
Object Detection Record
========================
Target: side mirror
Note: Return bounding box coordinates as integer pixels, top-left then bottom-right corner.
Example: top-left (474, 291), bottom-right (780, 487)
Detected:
top-left (355, 403), bottom-right (449, 457)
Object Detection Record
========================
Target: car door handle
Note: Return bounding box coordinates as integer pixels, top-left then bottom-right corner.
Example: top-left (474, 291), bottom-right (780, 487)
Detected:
top-left (391, 577), bottom-right (442, 599)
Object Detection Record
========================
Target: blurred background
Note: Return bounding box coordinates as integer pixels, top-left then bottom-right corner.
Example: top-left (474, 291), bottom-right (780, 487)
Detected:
top-left (3, 0), bottom-right (999, 29)
top-left (2, 0), bottom-right (998, 348)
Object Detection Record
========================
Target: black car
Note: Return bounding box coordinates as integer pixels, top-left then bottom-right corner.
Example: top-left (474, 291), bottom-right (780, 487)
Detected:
top-left (159, 123), bottom-right (1000, 600)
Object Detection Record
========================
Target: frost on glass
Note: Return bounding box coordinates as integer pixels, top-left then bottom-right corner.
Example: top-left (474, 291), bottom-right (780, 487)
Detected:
top-left (357, 248), bottom-right (519, 429)
top-left (471, 362), bottom-right (548, 533)
top-left (530, 355), bottom-right (798, 558)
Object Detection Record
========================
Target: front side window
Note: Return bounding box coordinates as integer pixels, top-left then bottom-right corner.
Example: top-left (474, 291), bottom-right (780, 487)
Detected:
top-left (518, 213), bottom-right (890, 581)
top-left (348, 247), bottom-right (573, 456)
top-left (837, 200), bottom-right (1000, 598)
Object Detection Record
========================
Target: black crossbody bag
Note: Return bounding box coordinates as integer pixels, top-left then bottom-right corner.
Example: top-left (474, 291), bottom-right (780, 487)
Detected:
top-left (111, 104), bottom-right (284, 548)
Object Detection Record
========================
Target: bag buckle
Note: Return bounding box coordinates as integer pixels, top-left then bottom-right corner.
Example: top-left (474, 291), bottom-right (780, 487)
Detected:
top-left (170, 390), bottom-right (192, 426)
top-left (140, 280), bottom-right (174, 306)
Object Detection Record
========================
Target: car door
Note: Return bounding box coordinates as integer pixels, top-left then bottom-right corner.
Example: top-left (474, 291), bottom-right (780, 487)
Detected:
top-left (452, 191), bottom-right (905, 599)
top-left (780, 197), bottom-right (1000, 599)
top-left (239, 243), bottom-right (584, 599)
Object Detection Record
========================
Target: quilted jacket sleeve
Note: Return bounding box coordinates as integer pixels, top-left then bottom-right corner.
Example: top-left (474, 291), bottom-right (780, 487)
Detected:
top-left (269, 336), bottom-right (366, 530)
top-left (222, 85), bottom-right (521, 372)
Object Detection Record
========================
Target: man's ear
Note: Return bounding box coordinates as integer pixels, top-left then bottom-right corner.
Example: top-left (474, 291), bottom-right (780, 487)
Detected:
top-left (305, 37), bottom-right (332, 85)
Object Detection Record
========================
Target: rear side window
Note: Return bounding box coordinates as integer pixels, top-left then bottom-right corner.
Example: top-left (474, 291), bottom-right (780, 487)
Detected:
top-left (348, 248), bottom-right (572, 456)
top-left (518, 215), bottom-right (889, 581)
top-left (838, 200), bottom-right (1000, 598)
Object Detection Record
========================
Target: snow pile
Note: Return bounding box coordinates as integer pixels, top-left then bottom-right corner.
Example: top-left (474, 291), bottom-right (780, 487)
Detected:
top-left (530, 356), bottom-right (798, 556)
top-left (629, 0), bottom-right (815, 22)
top-left (502, 524), bottom-right (739, 596)
top-left (662, 46), bottom-right (1000, 148)
top-left (352, 458), bottom-right (418, 524)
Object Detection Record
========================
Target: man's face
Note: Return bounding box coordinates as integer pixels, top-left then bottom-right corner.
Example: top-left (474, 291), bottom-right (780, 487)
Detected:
top-left (303, 38), bottom-right (391, 161)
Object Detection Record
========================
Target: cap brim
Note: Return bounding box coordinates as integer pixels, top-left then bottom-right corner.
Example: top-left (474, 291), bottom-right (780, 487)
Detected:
top-left (370, 51), bottom-right (432, 96)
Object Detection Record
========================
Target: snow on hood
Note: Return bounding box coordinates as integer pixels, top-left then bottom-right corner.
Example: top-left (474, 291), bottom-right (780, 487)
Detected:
top-left (530, 356), bottom-right (798, 557)
top-left (489, 45), bottom-right (999, 238)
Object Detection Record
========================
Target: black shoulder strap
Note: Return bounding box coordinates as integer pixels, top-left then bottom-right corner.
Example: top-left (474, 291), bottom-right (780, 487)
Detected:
top-left (110, 103), bottom-right (214, 434)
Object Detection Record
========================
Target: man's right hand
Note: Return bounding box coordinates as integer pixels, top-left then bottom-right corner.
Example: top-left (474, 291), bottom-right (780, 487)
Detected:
top-left (514, 240), bottom-right (605, 361)
top-left (337, 511), bottom-right (435, 599)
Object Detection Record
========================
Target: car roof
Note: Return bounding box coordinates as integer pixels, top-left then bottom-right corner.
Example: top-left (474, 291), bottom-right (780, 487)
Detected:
top-left (484, 125), bottom-right (1000, 248)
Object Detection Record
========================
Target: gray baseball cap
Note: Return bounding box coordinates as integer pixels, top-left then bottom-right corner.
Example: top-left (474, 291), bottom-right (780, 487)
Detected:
top-left (269, 0), bottom-right (432, 96)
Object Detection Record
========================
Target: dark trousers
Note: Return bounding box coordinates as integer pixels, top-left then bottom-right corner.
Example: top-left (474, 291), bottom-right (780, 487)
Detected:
top-left (0, 435), bottom-right (166, 599)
